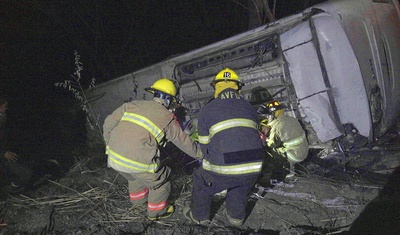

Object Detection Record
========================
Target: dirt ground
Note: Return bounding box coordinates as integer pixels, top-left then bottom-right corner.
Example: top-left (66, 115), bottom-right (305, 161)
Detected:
top-left (0, 139), bottom-right (399, 234)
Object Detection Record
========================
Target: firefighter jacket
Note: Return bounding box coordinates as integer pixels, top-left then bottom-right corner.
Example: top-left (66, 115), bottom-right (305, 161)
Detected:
top-left (103, 98), bottom-right (202, 174)
top-left (267, 113), bottom-right (309, 163)
top-left (197, 88), bottom-right (265, 176)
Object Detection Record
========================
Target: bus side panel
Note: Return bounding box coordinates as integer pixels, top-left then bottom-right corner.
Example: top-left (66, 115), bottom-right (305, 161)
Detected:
top-left (86, 64), bottom-right (174, 128)
top-left (337, 1), bottom-right (400, 138)
top-left (314, 14), bottom-right (371, 139)
top-left (281, 21), bottom-right (342, 143)
top-left (371, 2), bottom-right (400, 135)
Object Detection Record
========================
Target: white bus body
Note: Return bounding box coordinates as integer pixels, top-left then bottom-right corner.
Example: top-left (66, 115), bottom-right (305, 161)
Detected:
top-left (86, 0), bottom-right (400, 151)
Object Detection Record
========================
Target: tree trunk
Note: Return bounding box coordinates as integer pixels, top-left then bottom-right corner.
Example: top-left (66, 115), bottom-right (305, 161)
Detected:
top-left (248, 0), bottom-right (276, 29)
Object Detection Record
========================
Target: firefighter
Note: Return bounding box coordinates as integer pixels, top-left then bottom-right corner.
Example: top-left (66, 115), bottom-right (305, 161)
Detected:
top-left (0, 98), bottom-right (34, 189)
top-left (183, 68), bottom-right (265, 227)
top-left (257, 100), bottom-right (309, 183)
top-left (0, 98), bottom-right (64, 192)
top-left (103, 78), bottom-right (202, 221)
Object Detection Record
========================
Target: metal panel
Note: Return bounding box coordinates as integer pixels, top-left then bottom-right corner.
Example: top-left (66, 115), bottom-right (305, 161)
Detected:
top-left (314, 14), bottom-right (371, 138)
top-left (281, 20), bottom-right (342, 143)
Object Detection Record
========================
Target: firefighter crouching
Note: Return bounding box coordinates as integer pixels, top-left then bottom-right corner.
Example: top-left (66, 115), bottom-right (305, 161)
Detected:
top-left (103, 78), bottom-right (202, 221)
top-left (257, 100), bottom-right (309, 184)
top-left (183, 68), bottom-right (265, 227)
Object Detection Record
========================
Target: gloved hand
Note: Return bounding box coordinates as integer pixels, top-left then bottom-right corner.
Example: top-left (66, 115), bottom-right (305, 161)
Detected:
top-left (260, 119), bottom-right (269, 127)
top-left (189, 129), bottom-right (199, 142)
top-left (184, 118), bottom-right (199, 142)
top-left (259, 119), bottom-right (271, 137)
top-left (195, 143), bottom-right (203, 159)
top-left (277, 147), bottom-right (286, 155)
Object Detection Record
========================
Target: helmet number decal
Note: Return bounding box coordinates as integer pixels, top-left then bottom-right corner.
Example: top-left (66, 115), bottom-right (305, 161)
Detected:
top-left (223, 72), bottom-right (231, 78)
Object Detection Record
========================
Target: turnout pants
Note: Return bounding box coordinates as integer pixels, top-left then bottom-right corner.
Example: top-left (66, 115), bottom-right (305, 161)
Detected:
top-left (258, 147), bottom-right (291, 186)
top-left (119, 166), bottom-right (171, 218)
top-left (191, 167), bottom-right (259, 221)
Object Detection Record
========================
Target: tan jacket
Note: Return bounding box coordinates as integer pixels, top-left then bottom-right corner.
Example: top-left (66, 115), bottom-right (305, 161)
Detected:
top-left (267, 113), bottom-right (309, 163)
top-left (103, 98), bottom-right (201, 173)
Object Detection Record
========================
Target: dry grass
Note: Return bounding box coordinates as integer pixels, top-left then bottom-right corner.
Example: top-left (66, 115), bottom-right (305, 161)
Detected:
top-left (1, 155), bottom-right (229, 234)
top-left (1, 149), bottom-right (395, 234)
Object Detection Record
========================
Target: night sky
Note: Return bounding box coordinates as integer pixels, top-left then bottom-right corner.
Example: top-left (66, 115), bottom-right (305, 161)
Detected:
top-left (2, 1), bottom-right (248, 109)
top-left (1, 0), bottom-right (325, 129)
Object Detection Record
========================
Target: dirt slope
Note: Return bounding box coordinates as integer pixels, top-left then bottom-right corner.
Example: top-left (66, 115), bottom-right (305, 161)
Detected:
top-left (0, 147), bottom-right (399, 235)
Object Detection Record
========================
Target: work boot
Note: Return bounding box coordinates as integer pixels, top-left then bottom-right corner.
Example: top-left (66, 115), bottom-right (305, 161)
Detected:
top-left (284, 161), bottom-right (296, 182)
top-left (284, 173), bottom-right (295, 183)
top-left (148, 205), bottom-right (174, 221)
top-left (183, 206), bottom-right (210, 225)
top-left (224, 209), bottom-right (244, 227)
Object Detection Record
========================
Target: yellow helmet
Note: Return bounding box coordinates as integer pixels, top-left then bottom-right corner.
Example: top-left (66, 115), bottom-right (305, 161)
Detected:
top-left (260, 119), bottom-right (269, 127)
top-left (145, 78), bottom-right (177, 97)
top-left (267, 100), bottom-right (285, 113)
top-left (257, 100), bottom-right (285, 115)
top-left (211, 68), bottom-right (244, 89)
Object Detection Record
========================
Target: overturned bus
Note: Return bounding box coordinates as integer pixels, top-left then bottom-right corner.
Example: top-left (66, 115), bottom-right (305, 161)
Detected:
top-left (85, 0), bottom-right (400, 155)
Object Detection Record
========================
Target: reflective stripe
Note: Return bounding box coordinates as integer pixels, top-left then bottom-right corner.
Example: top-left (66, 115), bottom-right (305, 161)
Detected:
top-left (121, 112), bottom-right (165, 143)
top-left (286, 151), bottom-right (298, 163)
top-left (198, 118), bottom-right (257, 144)
top-left (148, 201), bottom-right (167, 211)
top-left (107, 146), bottom-right (158, 173)
top-left (198, 135), bottom-right (209, 145)
top-left (130, 188), bottom-right (149, 201)
top-left (281, 148), bottom-right (303, 163)
top-left (202, 159), bottom-right (263, 175)
top-left (283, 134), bottom-right (306, 147)
top-left (275, 147), bottom-right (285, 156)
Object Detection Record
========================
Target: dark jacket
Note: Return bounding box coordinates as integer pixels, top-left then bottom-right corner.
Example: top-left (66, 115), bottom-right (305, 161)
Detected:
top-left (198, 88), bottom-right (264, 176)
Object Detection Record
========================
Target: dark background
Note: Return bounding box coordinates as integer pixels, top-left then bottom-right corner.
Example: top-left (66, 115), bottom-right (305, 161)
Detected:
top-left (1, 0), bottom-right (326, 165)
top-left (1, 1), bottom-right (327, 107)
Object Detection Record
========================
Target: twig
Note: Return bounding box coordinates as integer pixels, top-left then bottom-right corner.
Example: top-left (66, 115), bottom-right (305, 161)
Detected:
top-left (325, 205), bottom-right (361, 208)
top-left (321, 217), bottom-right (348, 222)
